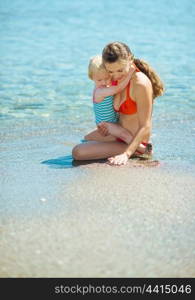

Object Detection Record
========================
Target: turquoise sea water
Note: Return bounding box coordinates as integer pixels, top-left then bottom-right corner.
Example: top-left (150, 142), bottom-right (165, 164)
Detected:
top-left (0, 0), bottom-right (195, 164)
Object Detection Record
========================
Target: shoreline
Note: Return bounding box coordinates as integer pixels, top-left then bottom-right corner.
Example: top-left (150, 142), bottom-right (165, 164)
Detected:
top-left (1, 135), bottom-right (195, 277)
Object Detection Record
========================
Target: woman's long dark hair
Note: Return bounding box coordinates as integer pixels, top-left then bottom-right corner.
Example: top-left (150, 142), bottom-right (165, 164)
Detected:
top-left (102, 42), bottom-right (164, 99)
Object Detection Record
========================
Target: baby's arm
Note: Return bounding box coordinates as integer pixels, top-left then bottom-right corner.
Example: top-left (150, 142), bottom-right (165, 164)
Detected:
top-left (94, 66), bottom-right (135, 103)
top-left (113, 93), bottom-right (121, 110)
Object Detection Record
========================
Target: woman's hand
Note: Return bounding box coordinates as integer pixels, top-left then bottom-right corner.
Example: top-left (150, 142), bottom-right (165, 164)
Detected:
top-left (108, 152), bottom-right (129, 166)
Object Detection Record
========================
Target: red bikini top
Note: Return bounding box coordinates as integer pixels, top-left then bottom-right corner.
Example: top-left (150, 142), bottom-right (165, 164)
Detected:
top-left (114, 69), bottom-right (139, 115)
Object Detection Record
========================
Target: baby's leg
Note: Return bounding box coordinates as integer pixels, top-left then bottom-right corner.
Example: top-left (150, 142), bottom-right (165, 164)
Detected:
top-left (98, 122), bottom-right (133, 143)
top-left (84, 129), bottom-right (116, 142)
top-left (98, 122), bottom-right (147, 153)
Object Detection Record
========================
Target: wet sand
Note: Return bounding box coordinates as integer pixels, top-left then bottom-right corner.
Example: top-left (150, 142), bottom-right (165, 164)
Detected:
top-left (0, 134), bottom-right (195, 277)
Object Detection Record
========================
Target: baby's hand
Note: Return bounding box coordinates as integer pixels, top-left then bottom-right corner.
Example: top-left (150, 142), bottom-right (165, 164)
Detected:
top-left (128, 64), bottom-right (136, 77)
top-left (106, 79), bottom-right (112, 87)
top-left (97, 122), bottom-right (109, 136)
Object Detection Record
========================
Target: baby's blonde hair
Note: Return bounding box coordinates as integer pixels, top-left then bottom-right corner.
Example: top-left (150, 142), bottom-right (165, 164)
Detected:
top-left (88, 55), bottom-right (106, 80)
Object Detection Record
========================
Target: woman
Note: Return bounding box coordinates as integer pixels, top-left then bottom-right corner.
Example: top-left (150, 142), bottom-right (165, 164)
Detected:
top-left (72, 42), bottom-right (164, 165)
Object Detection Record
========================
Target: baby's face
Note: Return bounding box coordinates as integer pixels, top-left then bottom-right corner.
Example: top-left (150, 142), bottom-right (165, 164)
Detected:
top-left (93, 70), bottom-right (111, 88)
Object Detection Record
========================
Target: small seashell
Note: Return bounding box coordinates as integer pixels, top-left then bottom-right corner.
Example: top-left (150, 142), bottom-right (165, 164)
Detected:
top-left (40, 197), bottom-right (47, 202)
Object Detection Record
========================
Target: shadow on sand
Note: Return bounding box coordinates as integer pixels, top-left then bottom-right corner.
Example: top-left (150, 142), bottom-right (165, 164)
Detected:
top-left (41, 154), bottom-right (160, 169)
top-left (41, 155), bottom-right (107, 169)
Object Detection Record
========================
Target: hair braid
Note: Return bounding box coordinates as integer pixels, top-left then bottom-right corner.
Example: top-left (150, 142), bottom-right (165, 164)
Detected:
top-left (102, 42), bottom-right (164, 99)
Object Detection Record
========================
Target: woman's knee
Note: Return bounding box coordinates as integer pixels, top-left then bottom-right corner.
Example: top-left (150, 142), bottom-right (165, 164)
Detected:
top-left (84, 133), bottom-right (90, 141)
top-left (84, 130), bottom-right (98, 141)
top-left (72, 145), bottom-right (84, 160)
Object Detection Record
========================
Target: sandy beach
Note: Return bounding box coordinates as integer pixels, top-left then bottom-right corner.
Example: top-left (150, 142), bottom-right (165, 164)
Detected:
top-left (1, 131), bottom-right (195, 278)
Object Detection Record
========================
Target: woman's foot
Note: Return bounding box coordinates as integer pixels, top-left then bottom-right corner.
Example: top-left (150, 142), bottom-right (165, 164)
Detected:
top-left (134, 143), bottom-right (153, 156)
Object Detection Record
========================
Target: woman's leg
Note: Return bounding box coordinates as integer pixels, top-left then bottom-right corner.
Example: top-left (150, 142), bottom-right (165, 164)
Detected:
top-left (72, 141), bottom-right (128, 160)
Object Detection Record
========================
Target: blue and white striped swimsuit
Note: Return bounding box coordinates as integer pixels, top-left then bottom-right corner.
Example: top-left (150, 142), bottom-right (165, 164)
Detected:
top-left (93, 95), bottom-right (119, 124)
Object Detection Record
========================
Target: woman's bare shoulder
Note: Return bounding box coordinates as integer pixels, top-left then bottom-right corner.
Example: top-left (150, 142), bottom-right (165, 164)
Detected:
top-left (131, 72), bottom-right (153, 100)
top-left (132, 71), bottom-right (152, 88)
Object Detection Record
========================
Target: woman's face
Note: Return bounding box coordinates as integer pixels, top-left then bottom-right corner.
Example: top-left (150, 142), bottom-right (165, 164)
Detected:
top-left (104, 59), bottom-right (131, 82)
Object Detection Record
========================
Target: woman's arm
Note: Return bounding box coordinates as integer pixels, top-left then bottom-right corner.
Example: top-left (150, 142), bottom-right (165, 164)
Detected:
top-left (125, 82), bottom-right (153, 157)
top-left (94, 66), bottom-right (135, 103)
top-left (108, 80), bottom-right (153, 165)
